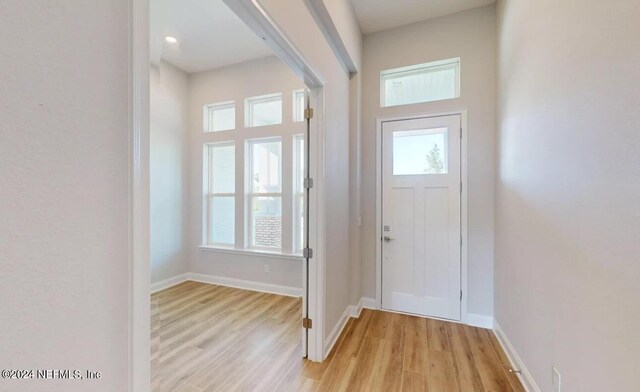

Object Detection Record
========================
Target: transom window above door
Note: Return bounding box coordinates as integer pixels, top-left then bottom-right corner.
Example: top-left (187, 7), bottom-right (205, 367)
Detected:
top-left (381, 58), bottom-right (460, 107)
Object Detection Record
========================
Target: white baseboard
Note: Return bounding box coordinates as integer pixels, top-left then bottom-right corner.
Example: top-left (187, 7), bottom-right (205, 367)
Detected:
top-left (360, 297), bottom-right (379, 310)
top-left (466, 313), bottom-right (494, 329)
top-left (494, 321), bottom-right (541, 392)
top-left (150, 273), bottom-right (190, 293)
top-left (324, 305), bottom-right (351, 360)
top-left (347, 297), bottom-right (380, 319)
top-left (151, 272), bottom-right (303, 297)
top-left (187, 272), bottom-right (303, 297)
top-left (349, 303), bottom-right (362, 318)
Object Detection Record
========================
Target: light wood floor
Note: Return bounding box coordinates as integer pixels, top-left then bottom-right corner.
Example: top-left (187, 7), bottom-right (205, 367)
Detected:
top-left (151, 281), bottom-right (524, 392)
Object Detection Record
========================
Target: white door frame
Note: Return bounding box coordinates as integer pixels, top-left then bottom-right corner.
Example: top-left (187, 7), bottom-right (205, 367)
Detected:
top-left (129, 0), bottom-right (327, 390)
top-left (375, 110), bottom-right (469, 324)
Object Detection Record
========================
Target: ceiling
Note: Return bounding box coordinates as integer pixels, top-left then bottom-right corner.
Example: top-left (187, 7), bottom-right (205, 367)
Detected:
top-left (151, 0), bottom-right (273, 74)
top-left (350, 0), bottom-right (496, 34)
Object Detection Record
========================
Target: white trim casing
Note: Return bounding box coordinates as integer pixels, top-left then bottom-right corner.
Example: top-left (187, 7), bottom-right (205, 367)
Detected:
top-left (302, 0), bottom-right (358, 74)
top-left (198, 245), bottom-right (303, 261)
top-left (375, 110), bottom-right (469, 324)
top-left (224, 0), bottom-right (325, 88)
top-left (308, 88), bottom-right (325, 362)
top-left (494, 321), bottom-right (541, 392)
top-left (130, 0), bottom-right (150, 391)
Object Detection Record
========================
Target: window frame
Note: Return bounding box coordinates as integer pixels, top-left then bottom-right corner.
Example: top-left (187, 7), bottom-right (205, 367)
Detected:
top-left (246, 136), bottom-right (284, 251)
top-left (293, 89), bottom-right (305, 122)
top-left (244, 93), bottom-right (283, 128)
top-left (380, 57), bottom-right (461, 108)
top-left (205, 141), bottom-right (236, 247)
top-left (203, 101), bottom-right (236, 132)
top-left (293, 134), bottom-right (305, 253)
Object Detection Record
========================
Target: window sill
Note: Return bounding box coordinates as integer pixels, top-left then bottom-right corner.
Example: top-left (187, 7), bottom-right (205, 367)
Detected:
top-left (198, 245), bottom-right (303, 261)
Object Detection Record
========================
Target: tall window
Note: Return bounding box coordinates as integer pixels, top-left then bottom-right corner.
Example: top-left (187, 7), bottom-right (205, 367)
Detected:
top-left (293, 90), bottom-right (305, 122)
top-left (204, 101), bottom-right (235, 132)
top-left (206, 142), bottom-right (235, 245)
top-left (245, 93), bottom-right (282, 127)
top-left (248, 138), bottom-right (282, 249)
top-left (293, 135), bottom-right (305, 252)
top-left (381, 58), bottom-right (460, 107)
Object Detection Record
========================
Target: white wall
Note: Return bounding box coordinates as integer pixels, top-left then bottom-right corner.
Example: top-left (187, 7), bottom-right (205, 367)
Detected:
top-left (259, 0), bottom-right (355, 342)
top-left (495, 0), bottom-right (640, 390)
top-left (150, 60), bottom-right (190, 283)
top-left (320, 0), bottom-right (365, 309)
top-left (0, 1), bottom-right (130, 391)
top-left (187, 56), bottom-right (305, 289)
top-left (323, 0), bottom-right (362, 69)
top-left (360, 6), bottom-right (497, 318)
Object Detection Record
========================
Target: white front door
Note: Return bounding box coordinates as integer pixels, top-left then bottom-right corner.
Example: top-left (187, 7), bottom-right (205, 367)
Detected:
top-left (381, 115), bottom-right (461, 321)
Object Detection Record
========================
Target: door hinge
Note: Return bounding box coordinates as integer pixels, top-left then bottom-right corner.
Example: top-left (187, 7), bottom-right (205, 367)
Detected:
top-left (302, 317), bottom-right (313, 329)
top-left (304, 178), bottom-right (314, 189)
top-left (303, 247), bottom-right (313, 259)
top-left (460, 127), bottom-right (463, 139)
top-left (460, 182), bottom-right (462, 193)
top-left (460, 235), bottom-right (463, 246)
top-left (460, 290), bottom-right (463, 301)
top-left (304, 108), bottom-right (314, 120)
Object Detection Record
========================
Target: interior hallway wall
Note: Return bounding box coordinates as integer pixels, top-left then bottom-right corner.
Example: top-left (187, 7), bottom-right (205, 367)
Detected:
top-left (260, 0), bottom-right (357, 345)
top-left (150, 60), bottom-right (190, 284)
top-left (360, 6), bottom-right (497, 319)
top-left (495, 0), bottom-right (640, 390)
top-left (0, 1), bottom-right (131, 390)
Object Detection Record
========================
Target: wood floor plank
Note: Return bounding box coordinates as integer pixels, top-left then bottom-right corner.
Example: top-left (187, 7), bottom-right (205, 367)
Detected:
top-left (171, 382), bottom-right (202, 392)
top-left (465, 326), bottom-right (514, 392)
top-left (447, 322), bottom-right (484, 392)
top-left (486, 330), bottom-right (526, 392)
top-left (405, 315), bottom-right (429, 374)
top-left (372, 312), bottom-right (407, 391)
top-left (428, 349), bottom-right (458, 392)
top-left (303, 316), bottom-right (355, 381)
top-left (344, 335), bottom-right (384, 391)
top-left (151, 282), bottom-right (524, 392)
top-left (272, 356), bottom-right (319, 392)
top-left (502, 366), bottom-right (527, 392)
top-left (427, 318), bottom-right (451, 352)
top-left (403, 370), bottom-right (430, 392)
top-left (337, 308), bottom-right (374, 357)
top-left (316, 352), bottom-right (357, 392)
top-left (487, 330), bottom-right (511, 367)
top-left (368, 309), bottom-right (392, 339)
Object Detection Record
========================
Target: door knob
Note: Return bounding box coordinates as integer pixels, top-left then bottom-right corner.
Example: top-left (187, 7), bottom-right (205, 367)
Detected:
top-left (383, 236), bottom-right (395, 243)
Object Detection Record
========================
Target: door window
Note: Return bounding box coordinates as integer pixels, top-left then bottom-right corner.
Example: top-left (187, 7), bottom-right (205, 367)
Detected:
top-left (392, 128), bottom-right (448, 175)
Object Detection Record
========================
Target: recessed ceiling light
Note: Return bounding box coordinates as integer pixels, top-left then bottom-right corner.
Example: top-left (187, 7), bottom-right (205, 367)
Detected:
top-left (165, 36), bottom-right (178, 44)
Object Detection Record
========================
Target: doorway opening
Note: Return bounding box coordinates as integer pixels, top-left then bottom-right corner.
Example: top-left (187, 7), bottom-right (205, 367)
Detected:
top-left (141, 0), bottom-right (325, 390)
